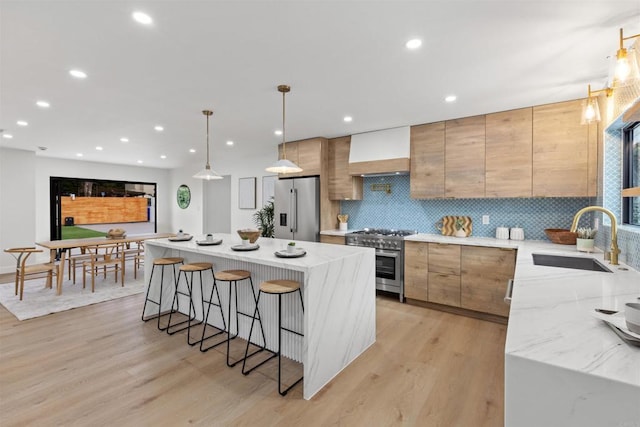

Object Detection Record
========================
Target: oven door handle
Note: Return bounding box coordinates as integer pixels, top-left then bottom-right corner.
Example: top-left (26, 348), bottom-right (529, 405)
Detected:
top-left (376, 249), bottom-right (401, 257)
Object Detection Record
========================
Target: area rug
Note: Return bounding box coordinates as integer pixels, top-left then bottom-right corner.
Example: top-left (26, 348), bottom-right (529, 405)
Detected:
top-left (0, 270), bottom-right (145, 321)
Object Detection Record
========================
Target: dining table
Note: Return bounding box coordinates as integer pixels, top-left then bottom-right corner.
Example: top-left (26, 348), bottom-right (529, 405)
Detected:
top-left (36, 233), bottom-right (174, 295)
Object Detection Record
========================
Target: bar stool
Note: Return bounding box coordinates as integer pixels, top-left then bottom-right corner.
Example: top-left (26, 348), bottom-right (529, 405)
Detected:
top-left (166, 262), bottom-right (214, 345)
top-left (242, 279), bottom-right (304, 396)
top-left (141, 257), bottom-right (184, 331)
top-left (200, 270), bottom-right (266, 368)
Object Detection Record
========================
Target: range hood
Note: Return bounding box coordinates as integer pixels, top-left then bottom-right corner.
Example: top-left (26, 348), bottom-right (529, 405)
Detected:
top-left (348, 126), bottom-right (410, 175)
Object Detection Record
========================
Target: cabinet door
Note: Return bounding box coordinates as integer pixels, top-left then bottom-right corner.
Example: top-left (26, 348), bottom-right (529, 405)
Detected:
top-left (328, 136), bottom-right (363, 200)
top-left (404, 241), bottom-right (428, 301)
top-left (486, 108), bottom-right (533, 197)
top-left (461, 246), bottom-right (516, 317)
top-left (428, 272), bottom-right (461, 307)
top-left (445, 116), bottom-right (486, 198)
top-left (319, 235), bottom-right (345, 245)
top-left (297, 138), bottom-right (322, 176)
top-left (428, 243), bottom-right (460, 275)
top-left (532, 99), bottom-right (589, 196)
top-left (410, 122), bottom-right (445, 199)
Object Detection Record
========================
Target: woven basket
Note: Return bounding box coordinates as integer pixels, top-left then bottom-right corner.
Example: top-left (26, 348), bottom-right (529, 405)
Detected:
top-left (544, 228), bottom-right (577, 245)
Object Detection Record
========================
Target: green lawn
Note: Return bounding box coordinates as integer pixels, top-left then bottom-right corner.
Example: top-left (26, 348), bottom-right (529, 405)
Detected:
top-left (62, 226), bottom-right (107, 239)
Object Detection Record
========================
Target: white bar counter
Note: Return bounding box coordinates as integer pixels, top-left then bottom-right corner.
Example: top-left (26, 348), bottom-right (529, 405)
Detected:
top-left (144, 234), bottom-right (376, 400)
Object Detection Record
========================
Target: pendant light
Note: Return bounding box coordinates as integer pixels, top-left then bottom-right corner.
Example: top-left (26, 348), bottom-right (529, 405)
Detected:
top-left (265, 85), bottom-right (303, 174)
top-left (613, 28), bottom-right (640, 85)
top-left (580, 84), bottom-right (613, 124)
top-left (193, 110), bottom-right (223, 180)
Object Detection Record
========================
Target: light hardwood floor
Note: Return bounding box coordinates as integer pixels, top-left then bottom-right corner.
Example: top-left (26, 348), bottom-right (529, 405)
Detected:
top-left (0, 290), bottom-right (506, 426)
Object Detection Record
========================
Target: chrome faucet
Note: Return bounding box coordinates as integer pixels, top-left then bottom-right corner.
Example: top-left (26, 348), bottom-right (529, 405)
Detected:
top-left (570, 206), bottom-right (620, 265)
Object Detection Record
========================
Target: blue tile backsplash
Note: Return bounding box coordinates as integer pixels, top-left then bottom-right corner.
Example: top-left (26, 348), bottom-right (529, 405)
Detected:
top-left (340, 175), bottom-right (592, 240)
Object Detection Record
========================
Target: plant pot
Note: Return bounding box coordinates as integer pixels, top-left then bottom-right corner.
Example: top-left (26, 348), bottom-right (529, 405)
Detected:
top-left (576, 238), bottom-right (595, 253)
top-left (455, 229), bottom-right (467, 238)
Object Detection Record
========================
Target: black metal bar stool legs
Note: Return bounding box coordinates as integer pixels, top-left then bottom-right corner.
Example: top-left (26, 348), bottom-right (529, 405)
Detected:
top-left (141, 257), bottom-right (184, 331)
top-left (166, 262), bottom-right (214, 345)
top-left (242, 279), bottom-right (304, 396)
top-left (200, 270), bottom-right (267, 368)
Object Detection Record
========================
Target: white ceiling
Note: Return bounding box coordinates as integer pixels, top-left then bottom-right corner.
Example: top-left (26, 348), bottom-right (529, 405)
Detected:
top-left (1, 1), bottom-right (639, 169)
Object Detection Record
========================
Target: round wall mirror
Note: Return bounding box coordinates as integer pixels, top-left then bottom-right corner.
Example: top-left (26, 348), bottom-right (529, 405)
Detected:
top-left (177, 184), bottom-right (191, 209)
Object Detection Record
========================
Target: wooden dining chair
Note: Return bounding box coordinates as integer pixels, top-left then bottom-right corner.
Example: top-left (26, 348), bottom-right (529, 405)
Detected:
top-left (82, 243), bottom-right (125, 292)
top-left (3, 247), bottom-right (59, 300)
top-left (67, 247), bottom-right (96, 284)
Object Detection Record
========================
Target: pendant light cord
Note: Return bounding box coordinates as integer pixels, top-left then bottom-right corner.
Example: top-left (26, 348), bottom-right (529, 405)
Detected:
top-left (205, 111), bottom-right (211, 168)
top-left (282, 89), bottom-right (286, 160)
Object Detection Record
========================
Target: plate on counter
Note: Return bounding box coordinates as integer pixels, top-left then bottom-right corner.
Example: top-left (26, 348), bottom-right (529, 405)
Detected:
top-left (592, 309), bottom-right (640, 346)
top-left (275, 249), bottom-right (307, 258)
top-left (169, 235), bottom-right (193, 242)
top-left (196, 239), bottom-right (222, 246)
top-left (231, 244), bottom-right (260, 251)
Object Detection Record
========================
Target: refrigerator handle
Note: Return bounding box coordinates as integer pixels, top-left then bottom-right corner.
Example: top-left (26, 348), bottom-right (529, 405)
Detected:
top-left (291, 188), bottom-right (297, 233)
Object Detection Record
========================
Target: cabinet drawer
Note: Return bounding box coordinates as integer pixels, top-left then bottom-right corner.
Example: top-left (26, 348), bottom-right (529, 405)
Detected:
top-left (428, 243), bottom-right (460, 275)
top-left (428, 272), bottom-right (461, 307)
top-left (319, 235), bottom-right (345, 245)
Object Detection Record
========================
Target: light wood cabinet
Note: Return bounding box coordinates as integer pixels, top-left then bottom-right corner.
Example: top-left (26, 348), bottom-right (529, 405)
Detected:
top-left (485, 108), bottom-right (533, 197)
top-left (427, 243), bottom-right (461, 306)
top-left (461, 246), bottom-right (516, 317)
top-left (319, 235), bottom-right (345, 245)
top-left (445, 116), bottom-right (486, 198)
top-left (532, 99), bottom-right (591, 197)
top-left (404, 241), bottom-right (428, 301)
top-left (278, 138), bottom-right (322, 178)
top-left (410, 122), bottom-right (445, 198)
top-left (328, 136), bottom-right (363, 200)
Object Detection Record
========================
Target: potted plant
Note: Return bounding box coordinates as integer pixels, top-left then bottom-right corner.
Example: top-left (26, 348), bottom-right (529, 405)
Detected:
top-left (287, 241), bottom-right (296, 253)
top-left (576, 227), bottom-right (596, 252)
top-left (253, 199), bottom-right (274, 238)
top-left (454, 218), bottom-right (467, 237)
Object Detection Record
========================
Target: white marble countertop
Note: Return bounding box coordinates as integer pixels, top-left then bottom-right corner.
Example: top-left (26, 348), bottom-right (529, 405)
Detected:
top-left (405, 233), bottom-right (640, 388)
top-left (146, 233), bottom-right (374, 273)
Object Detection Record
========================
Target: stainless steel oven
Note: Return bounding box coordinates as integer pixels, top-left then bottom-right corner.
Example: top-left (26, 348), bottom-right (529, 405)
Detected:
top-left (345, 228), bottom-right (416, 302)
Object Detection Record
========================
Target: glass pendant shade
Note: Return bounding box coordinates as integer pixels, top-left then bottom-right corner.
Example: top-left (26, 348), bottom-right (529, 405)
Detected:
top-left (615, 48), bottom-right (640, 84)
top-left (266, 84), bottom-right (302, 174)
top-left (194, 110), bottom-right (223, 180)
top-left (265, 158), bottom-right (303, 174)
top-left (581, 98), bottom-right (601, 124)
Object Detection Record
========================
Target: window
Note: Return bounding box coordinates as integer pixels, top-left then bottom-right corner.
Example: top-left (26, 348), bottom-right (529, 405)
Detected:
top-left (622, 122), bottom-right (640, 226)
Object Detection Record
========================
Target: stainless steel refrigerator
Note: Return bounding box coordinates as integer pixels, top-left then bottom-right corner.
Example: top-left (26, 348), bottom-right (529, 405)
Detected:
top-left (274, 177), bottom-right (320, 242)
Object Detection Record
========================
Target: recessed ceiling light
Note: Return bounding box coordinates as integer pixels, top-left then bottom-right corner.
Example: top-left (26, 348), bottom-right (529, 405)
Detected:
top-left (160, 155), bottom-right (167, 159)
top-left (95, 146), bottom-right (103, 151)
top-left (120, 137), bottom-right (129, 142)
top-left (445, 95), bottom-right (457, 102)
top-left (189, 148), bottom-right (196, 153)
top-left (76, 153), bottom-right (83, 157)
top-left (137, 160), bottom-right (143, 164)
top-left (154, 125), bottom-right (164, 131)
top-left (69, 69), bottom-right (87, 79)
top-left (17, 120), bottom-right (28, 126)
top-left (274, 130), bottom-right (283, 136)
top-left (405, 39), bottom-right (422, 49)
top-left (2, 133), bottom-right (13, 139)
top-left (132, 11), bottom-right (153, 25)
top-left (343, 116), bottom-right (353, 123)
top-left (226, 140), bottom-right (234, 146)
top-left (36, 100), bottom-right (50, 108)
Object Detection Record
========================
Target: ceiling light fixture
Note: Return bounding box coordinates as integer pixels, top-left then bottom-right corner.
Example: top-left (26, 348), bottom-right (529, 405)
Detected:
top-left (120, 137), bottom-right (129, 142)
top-left (614, 28), bottom-right (640, 84)
top-left (17, 120), bottom-right (28, 126)
top-left (226, 140), bottom-right (234, 146)
top-left (160, 155), bottom-right (167, 159)
top-left (36, 100), bottom-right (50, 108)
top-left (580, 84), bottom-right (613, 124)
top-left (274, 130), bottom-right (283, 136)
top-left (69, 69), bottom-right (87, 79)
top-left (2, 133), bottom-right (13, 139)
top-left (76, 153), bottom-right (83, 157)
top-left (96, 146), bottom-right (103, 151)
top-left (343, 116), bottom-right (353, 123)
top-left (137, 160), bottom-right (143, 164)
top-left (193, 110), bottom-right (223, 180)
top-left (405, 39), bottom-right (422, 49)
top-left (189, 148), bottom-right (196, 153)
top-left (132, 11), bottom-right (153, 25)
top-left (266, 85), bottom-right (302, 174)
top-left (445, 95), bottom-right (457, 102)
top-left (154, 125), bottom-right (164, 131)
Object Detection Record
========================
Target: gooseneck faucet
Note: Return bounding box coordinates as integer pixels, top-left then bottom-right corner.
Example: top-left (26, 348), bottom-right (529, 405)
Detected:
top-left (570, 206), bottom-right (620, 265)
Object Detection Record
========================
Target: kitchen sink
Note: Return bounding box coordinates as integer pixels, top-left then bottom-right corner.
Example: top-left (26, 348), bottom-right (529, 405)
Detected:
top-left (532, 254), bottom-right (612, 273)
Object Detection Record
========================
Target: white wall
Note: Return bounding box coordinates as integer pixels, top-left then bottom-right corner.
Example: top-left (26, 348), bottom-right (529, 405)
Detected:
top-left (170, 143), bottom-right (278, 238)
top-left (0, 148), bottom-right (36, 273)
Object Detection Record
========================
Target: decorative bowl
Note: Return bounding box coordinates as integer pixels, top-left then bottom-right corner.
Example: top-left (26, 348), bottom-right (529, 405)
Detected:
top-left (544, 228), bottom-right (577, 245)
top-left (237, 229), bottom-right (260, 244)
top-left (625, 303), bottom-right (640, 334)
top-left (106, 228), bottom-right (126, 239)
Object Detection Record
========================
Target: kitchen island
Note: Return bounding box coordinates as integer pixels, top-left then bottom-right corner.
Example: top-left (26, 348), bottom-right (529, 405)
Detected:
top-left (405, 234), bottom-right (640, 426)
top-left (144, 234), bottom-right (375, 400)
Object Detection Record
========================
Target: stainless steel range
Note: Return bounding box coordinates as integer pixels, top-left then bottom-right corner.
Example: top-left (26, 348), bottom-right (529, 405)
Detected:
top-left (345, 228), bottom-right (417, 302)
